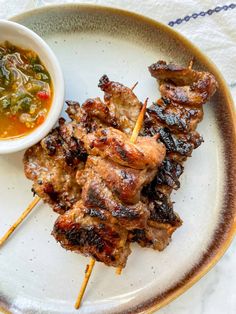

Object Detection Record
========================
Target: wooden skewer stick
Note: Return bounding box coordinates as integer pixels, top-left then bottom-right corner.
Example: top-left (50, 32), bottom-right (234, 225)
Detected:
top-left (116, 98), bottom-right (148, 276)
top-left (130, 98), bottom-right (148, 143)
top-left (131, 81), bottom-right (138, 91)
top-left (188, 59), bottom-right (194, 69)
top-left (116, 266), bottom-right (123, 275)
top-left (74, 258), bottom-right (96, 309)
top-left (0, 196), bottom-right (41, 247)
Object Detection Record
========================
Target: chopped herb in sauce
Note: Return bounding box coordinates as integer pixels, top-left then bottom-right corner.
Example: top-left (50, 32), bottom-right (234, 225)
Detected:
top-left (0, 41), bottom-right (53, 139)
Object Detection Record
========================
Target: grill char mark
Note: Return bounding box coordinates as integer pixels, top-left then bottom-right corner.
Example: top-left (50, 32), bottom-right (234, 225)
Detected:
top-left (83, 175), bottom-right (146, 223)
top-left (156, 158), bottom-right (184, 189)
top-left (52, 202), bottom-right (131, 267)
top-left (43, 183), bottom-right (59, 202)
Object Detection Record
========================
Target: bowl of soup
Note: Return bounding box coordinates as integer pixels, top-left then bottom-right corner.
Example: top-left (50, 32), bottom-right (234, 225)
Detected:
top-left (0, 20), bottom-right (64, 154)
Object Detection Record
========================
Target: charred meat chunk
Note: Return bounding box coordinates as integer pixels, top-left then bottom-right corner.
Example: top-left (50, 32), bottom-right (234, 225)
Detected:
top-left (99, 74), bottom-right (142, 134)
top-left (81, 127), bottom-right (166, 169)
top-left (53, 201), bottom-right (131, 267)
top-left (24, 120), bottom-right (86, 214)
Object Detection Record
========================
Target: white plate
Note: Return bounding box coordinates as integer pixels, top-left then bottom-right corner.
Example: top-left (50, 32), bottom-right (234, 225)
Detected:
top-left (0, 4), bottom-right (235, 314)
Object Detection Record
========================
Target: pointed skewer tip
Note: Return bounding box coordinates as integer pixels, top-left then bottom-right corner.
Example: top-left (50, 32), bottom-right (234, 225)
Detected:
top-left (0, 196), bottom-right (41, 247)
top-left (75, 258), bottom-right (96, 309)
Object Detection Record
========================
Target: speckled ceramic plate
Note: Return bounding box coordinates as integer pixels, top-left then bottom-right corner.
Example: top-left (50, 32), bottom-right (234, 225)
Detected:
top-left (0, 4), bottom-right (236, 314)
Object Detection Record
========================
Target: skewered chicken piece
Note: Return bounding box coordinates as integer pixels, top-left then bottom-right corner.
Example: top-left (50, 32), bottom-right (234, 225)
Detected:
top-left (53, 200), bottom-right (131, 268)
top-left (84, 156), bottom-right (156, 205)
top-left (66, 98), bottom-right (119, 131)
top-left (24, 118), bottom-right (87, 214)
top-left (76, 100), bottom-right (147, 305)
top-left (98, 74), bottom-right (142, 134)
top-left (146, 60), bottom-right (217, 169)
top-left (149, 60), bottom-right (218, 107)
top-left (67, 74), bottom-right (142, 134)
top-left (79, 158), bottom-right (150, 229)
top-left (80, 127), bottom-right (165, 170)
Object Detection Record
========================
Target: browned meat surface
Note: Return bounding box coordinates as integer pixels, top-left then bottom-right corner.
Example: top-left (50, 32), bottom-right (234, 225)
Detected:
top-left (144, 61), bottom-right (218, 163)
top-left (78, 157), bottom-right (150, 230)
top-left (146, 98), bottom-right (203, 134)
top-left (143, 119), bottom-right (203, 162)
top-left (145, 60), bottom-right (218, 163)
top-left (87, 156), bottom-right (157, 204)
top-left (53, 201), bottom-right (131, 267)
top-left (149, 60), bottom-right (218, 106)
top-left (66, 98), bottom-right (118, 131)
top-left (145, 61), bottom-right (218, 161)
top-left (98, 74), bottom-right (141, 134)
top-left (81, 127), bottom-right (166, 169)
top-left (129, 223), bottom-right (176, 251)
top-left (67, 74), bottom-right (142, 136)
top-left (130, 168), bottom-right (182, 250)
top-left (24, 118), bottom-right (87, 213)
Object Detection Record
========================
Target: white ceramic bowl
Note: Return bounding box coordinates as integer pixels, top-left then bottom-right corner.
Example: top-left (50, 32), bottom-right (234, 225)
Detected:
top-left (0, 20), bottom-right (64, 154)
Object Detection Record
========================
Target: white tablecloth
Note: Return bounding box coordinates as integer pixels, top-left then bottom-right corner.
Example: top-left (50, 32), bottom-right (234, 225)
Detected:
top-left (0, 1), bottom-right (235, 314)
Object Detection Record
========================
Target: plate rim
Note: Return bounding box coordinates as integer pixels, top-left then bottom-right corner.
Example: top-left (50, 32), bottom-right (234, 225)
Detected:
top-left (1, 3), bottom-right (235, 314)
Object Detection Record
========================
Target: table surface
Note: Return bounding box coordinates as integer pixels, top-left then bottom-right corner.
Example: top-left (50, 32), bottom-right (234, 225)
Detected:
top-left (0, 1), bottom-right (235, 314)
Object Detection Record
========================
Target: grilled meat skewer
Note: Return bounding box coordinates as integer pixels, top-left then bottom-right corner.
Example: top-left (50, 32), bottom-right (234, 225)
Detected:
top-left (130, 61), bottom-right (218, 249)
